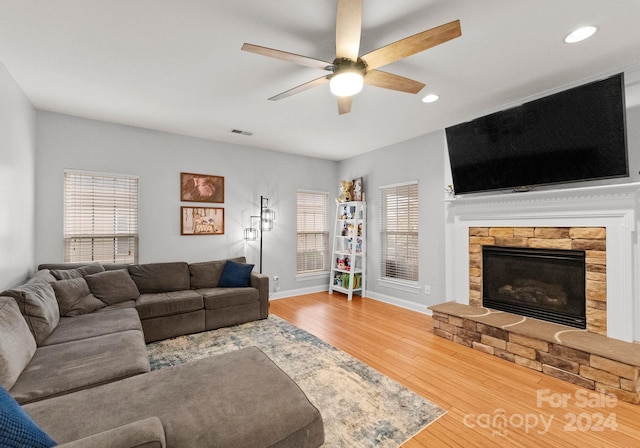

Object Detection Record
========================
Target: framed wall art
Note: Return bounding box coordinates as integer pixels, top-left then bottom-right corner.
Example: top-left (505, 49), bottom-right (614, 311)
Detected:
top-left (180, 172), bottom-right (224, 203)
top-left (181, 206), bottom-right (224, 235)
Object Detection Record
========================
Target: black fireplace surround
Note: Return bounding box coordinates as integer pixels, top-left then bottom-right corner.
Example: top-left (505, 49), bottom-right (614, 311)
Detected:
top-left (482, 246), bottom-right (586, 329)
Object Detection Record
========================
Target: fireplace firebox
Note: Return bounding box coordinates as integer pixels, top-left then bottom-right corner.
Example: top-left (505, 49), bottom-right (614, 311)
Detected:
top-left (482, 246), bottom-right (586, 329)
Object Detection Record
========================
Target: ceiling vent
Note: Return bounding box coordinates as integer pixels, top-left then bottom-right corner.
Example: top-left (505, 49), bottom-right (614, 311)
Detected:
top-left (231, 129), bottom-right (253, 136)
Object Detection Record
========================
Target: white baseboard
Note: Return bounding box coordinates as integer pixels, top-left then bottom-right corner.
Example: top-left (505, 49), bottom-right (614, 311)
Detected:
top-left (269, 285), bottom-right (329, 300)
top-left (364, 291), bottom-right (430, 315)
top-left (270, 286), bottom-right (431, 316)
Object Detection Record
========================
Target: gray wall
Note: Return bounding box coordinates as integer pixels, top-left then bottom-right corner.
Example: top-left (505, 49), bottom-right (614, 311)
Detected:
top-left (0, 61), bottom-right (36, 290)
top-left (35, 111), bottom-right (338, 294)
top-left (4, 58), bottom-right (639, 311)
top-left (338, 131), bottom-right (447, 313)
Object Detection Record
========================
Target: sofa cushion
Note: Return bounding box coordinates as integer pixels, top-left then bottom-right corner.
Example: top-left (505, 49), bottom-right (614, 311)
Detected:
top-left (56, 417), bottom-right (165, 448)
top-left (188, 257), bottom-right (246, 289)
top-left (0, 386), bottom-right (56, 447)
top-left (135, 290), bottom-right (203, 320)
top-left (50, 262), bottom-right (105, 280)
top-left (0, 298), bottom-right (37, 390)
top-left (85, 269), bottom-right (140, 305)
top-left (199, 287), bottom-right (259, 309)
top-left (24, 347), bottom-right (324, 448)
top-left (98, 300), bottom-right (136, 311)
top-left (128, 262), bottom-right (190, 293)
top-left (218, 260), bottom-right (255, 287)
top-left (10, 330), bottom-right (150, 405)
top-left (40, 263), bottom-right (130, 272)
top-left (25, 269), bottom-right (57, 285)
top-left (2, 283), bottom-right (59, 345)
top-left (50, 278), bottom-right (106, 317)
top-left (40, 308), bottom-right (143, 346)
top-left (140, 311), bottom-right (205, 343)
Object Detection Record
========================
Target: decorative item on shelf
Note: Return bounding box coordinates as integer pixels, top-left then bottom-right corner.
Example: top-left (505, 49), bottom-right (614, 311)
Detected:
top-left (343, 273), bottom-right (361, 289)
top-left (346, 238), bottom-right (353, 252)
top-left (346, 222), bottom-right (354, 237)
top-left (350, 177), bottom-right (363, 201)
top-left (445, 184), bottom-right (455, 197)
top-left (243, 195), bottom-right (275, 273)
top-left (336, 179), bottom-right (353, 203)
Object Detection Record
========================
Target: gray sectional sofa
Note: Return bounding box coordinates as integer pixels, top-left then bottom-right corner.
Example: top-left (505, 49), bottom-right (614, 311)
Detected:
top-left (0, 258), bottom-right (324, 447)
top-left (40, 257), bottom-right (270, 343)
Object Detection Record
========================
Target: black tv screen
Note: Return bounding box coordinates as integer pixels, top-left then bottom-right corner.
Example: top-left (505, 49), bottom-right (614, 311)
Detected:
top-left (445, 74), bottom-right (628, 195)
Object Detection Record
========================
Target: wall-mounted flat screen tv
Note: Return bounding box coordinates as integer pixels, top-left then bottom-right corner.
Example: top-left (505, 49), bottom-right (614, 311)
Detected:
top-left (445, 73), bottom-right (628, 195)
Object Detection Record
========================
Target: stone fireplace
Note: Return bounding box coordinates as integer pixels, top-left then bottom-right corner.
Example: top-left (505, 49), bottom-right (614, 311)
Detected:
top-left (445, 183), bottom-right (640, 343)
top-left (435, 183), bottom-right (640, 404)
top-left (469, 226), bottom-right (604, 334)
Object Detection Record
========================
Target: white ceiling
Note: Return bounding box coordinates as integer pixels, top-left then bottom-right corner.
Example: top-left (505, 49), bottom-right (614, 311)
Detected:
top-left (1, 0), bottom-right (640, 161)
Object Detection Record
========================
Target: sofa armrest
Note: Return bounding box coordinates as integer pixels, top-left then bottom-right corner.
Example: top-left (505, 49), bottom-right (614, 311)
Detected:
top-left (56, 417), bottom-right (165, 448)
top-left (250, 272), bottom-right (269, 318)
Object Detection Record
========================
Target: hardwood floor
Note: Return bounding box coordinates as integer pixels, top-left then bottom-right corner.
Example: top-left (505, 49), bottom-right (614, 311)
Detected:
top-left (270, 292), bottom-right (640, 448)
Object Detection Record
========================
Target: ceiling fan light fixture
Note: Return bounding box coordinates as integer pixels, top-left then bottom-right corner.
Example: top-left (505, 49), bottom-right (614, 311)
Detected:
top-left (330, 71), bottom-right (364, 97)
top-left (564, 26), bottom-right (597, 43)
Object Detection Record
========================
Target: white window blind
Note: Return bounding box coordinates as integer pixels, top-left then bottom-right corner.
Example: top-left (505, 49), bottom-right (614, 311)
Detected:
top-left (64, 171), bottom-right (139, 264)
top-left (296, 191), bottom-right (329, 274)
top-left (380, 182), bottom-right (419, 282)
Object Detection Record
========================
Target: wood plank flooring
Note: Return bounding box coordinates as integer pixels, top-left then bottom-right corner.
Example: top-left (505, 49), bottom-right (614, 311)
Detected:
top-left (270, 292), bottom-right (640, 448)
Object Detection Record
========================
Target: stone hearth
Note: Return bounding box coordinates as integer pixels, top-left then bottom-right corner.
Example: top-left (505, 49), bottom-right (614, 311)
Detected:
top-left (429, 302), bottom-right (640, 404)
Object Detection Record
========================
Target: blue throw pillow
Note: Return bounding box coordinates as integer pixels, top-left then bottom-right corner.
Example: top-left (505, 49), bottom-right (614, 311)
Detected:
top-left (218, 260), bottom-right (255, 287)
top-left (0, 386), bottom-right (56, 447)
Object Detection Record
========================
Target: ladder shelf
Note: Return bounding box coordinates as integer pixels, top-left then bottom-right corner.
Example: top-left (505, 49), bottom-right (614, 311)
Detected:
top-left (329, 201), bottom-right (366, 301)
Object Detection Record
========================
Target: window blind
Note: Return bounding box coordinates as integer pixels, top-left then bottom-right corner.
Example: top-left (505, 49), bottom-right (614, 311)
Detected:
top-left (380, 182), bottom-right (419, 282)
top-left (64, 171), bottom-right (139, 264)
top-left (296, 191), bottom-right (329, 274)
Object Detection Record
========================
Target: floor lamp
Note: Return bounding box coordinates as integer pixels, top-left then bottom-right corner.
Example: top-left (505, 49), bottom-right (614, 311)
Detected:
top-left (244, 196), bottom-right (275, 273)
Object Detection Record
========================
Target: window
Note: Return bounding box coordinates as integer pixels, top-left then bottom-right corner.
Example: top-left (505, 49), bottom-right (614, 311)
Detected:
top-left (380, 181), bottom-right (419, 282)
top-left (296, 191), bottom-right (329, 274)
top-left (64, 170), bottom-right (139, 264)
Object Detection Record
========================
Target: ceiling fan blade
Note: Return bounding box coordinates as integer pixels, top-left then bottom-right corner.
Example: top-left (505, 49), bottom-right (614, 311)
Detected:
top-left (360, 20), bottom-right (462, 70)
top-left (337, 96), bottom-right (353, 115)
top-left (364, 70), bottom-right (425, 94)
top-left (335, 0), bottom-right (363, 61)
top-left (268, 75), bottom-right (330, 101)
top-left (242, 43), bottom-right (332, 70)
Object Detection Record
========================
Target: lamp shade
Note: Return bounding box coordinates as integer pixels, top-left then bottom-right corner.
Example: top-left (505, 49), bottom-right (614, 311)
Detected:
top-left (330, 71), bottom-right (364, 97)
top-left (261, 207), bottom-right (275, 232)
top-left (244, 227), bottom-right (258, 241)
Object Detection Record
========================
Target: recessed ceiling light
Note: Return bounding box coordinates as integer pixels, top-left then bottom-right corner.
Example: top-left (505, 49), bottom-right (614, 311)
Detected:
top-left (422, 94), bottom-right (440, 103)
top-left (564, 26), bottom-right (597, 44)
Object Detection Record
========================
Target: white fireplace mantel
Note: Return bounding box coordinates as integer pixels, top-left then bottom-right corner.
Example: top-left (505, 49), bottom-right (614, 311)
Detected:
top-left (444, 182), bottom-right (640, 342)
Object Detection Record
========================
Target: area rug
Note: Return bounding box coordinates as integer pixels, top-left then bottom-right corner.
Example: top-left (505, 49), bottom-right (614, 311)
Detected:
top-left (147, 316), bottom-right (445, 448)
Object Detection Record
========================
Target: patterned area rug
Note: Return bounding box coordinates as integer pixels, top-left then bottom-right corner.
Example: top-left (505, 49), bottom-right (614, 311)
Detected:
top-left (147, 316), bottom-right (445, 448)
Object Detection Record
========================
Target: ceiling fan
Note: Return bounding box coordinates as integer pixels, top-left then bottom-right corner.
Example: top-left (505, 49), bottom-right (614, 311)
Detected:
top-left (241, 0), bottom-right (462, 114)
